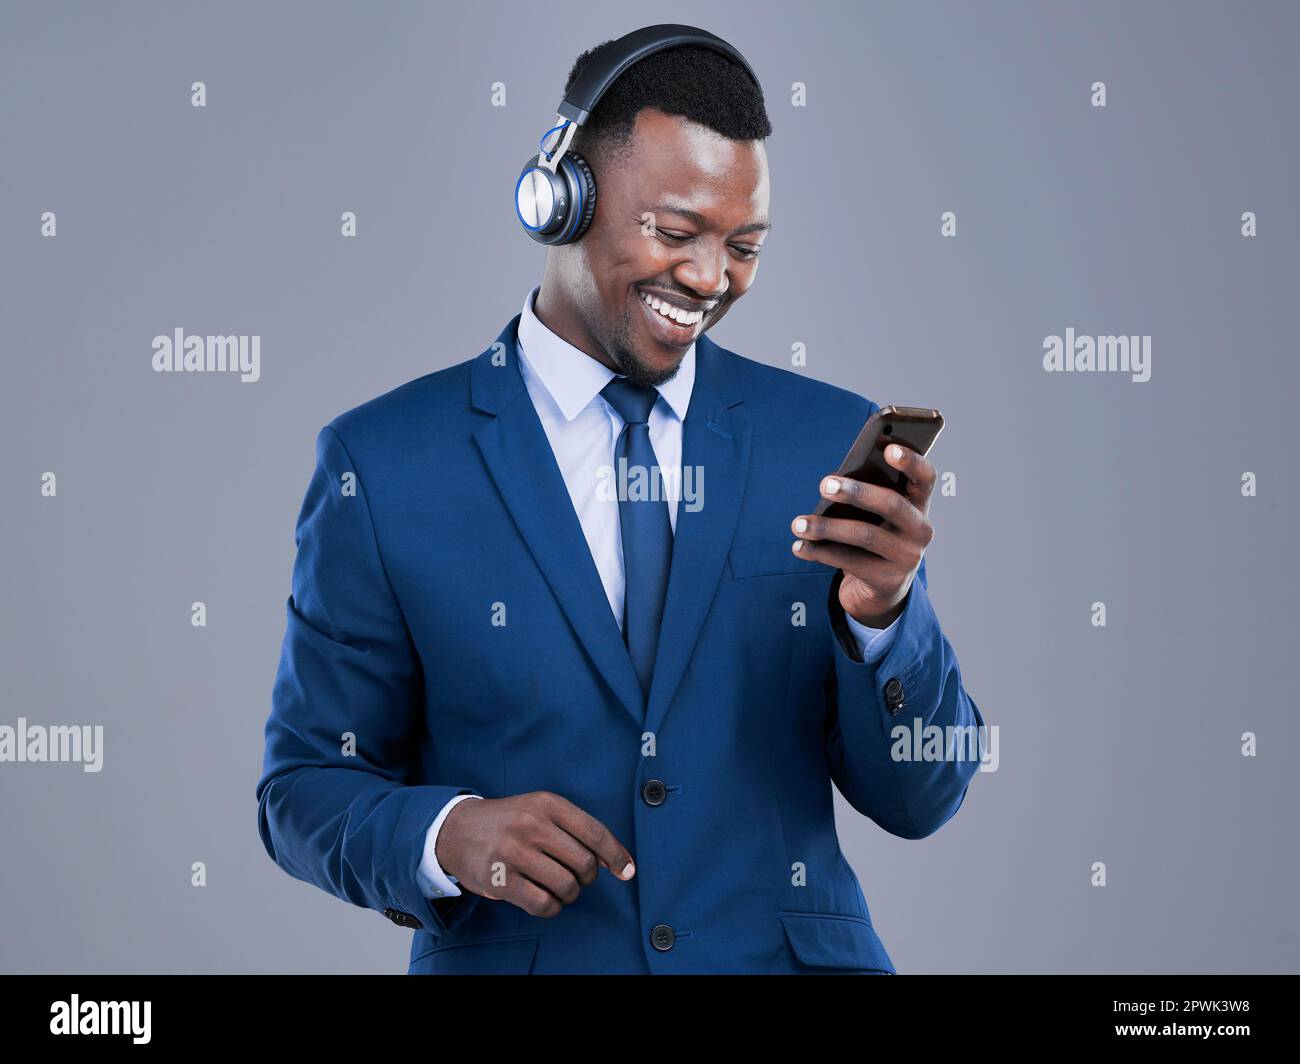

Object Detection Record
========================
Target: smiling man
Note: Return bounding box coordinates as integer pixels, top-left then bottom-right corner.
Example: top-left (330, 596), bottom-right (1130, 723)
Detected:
top-left (257, 24), bottom-right (986, 975)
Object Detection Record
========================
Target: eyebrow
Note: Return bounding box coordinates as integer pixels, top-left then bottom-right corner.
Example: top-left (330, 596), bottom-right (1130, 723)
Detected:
top-left (647, 203), bottom-right (771, 236)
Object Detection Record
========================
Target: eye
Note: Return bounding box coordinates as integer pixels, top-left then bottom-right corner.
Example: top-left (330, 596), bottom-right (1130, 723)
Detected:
top-left (656, 228), bottom-right (691, 244)
top-left (731, 245), bottom-right (762, 260)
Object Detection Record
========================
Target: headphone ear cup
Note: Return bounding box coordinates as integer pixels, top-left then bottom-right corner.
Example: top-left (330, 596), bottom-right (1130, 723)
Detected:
top-left (556, 151), bottom-right (597, 245)
top-left (515, 155), bottom-right (568, 243)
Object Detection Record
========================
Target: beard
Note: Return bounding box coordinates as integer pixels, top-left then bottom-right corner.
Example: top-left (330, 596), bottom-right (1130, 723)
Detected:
top-left (601, 304), bottom-right (685, 389)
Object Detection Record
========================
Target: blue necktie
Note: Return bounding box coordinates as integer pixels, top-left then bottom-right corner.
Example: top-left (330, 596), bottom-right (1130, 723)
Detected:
top-left (600, 378), bottom-right (673, 701)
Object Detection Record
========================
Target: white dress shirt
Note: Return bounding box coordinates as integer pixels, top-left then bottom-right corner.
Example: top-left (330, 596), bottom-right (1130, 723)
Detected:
top-left (415, 286), bottom-right (899, 899)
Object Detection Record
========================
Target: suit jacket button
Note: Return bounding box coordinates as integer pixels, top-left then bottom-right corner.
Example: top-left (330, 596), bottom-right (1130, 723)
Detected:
top-left (883, 677), bottom-right (905, 714)
top-left (641, 779), bottom-right (667, 806)
top-left (649, 924), bottom-right (676, 951)
top-left (384, 908), bottom-right (423, 930)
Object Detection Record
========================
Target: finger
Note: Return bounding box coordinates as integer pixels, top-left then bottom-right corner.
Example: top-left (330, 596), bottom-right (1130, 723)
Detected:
top-left (544, 794), bottom-right (636, 881)
top-left (818, 474), bottom-right (928, 536)
top-left (505, 875), bottom-right (565, 919)
top-left (535, 820), bottom-right (602, 886)
top-left (792, 512), bottom-right (917, 565)
top-left (508, 845), bottom-right (583, 907)
top-left (882, 444), bottom-right (937, 507)
top-left (792, 537), bottom-right (901, 588)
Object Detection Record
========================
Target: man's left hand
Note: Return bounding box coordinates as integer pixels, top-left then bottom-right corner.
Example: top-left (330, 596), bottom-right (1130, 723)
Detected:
top-left (790, 444), bottom-right (936, 628)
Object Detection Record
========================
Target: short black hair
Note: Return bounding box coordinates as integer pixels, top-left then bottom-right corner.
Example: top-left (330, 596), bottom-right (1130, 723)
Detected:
top-left (563, 42), bottom-right (772, 171)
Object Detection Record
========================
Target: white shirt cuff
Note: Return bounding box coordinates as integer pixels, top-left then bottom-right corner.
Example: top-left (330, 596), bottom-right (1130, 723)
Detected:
top-left (416, 793), bottom-right (483, 899)
top-left (843, 609), bottom-right (900, 663)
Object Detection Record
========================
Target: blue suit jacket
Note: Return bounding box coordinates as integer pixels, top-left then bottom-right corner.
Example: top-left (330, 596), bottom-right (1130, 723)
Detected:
top-left (257, 314), bottom-right (985, 974)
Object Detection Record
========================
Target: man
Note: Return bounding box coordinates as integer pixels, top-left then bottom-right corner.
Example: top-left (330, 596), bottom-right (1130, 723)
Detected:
top-left (257, 27), bottom-right (985, 975)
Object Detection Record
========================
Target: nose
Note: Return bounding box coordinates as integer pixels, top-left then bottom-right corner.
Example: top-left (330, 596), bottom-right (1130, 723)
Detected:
top-left (672, 239), bottom-right (730, 304)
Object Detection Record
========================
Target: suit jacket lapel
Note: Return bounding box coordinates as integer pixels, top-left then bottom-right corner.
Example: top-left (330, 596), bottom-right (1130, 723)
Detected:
top-left (470, 316), bottom-right (646, 728)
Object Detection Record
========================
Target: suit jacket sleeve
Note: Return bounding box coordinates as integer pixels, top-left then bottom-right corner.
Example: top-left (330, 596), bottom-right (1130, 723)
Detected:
top-left (823, 554), bottom-right (985, 839)
top-left (256, 424), bottom-right (481, 935)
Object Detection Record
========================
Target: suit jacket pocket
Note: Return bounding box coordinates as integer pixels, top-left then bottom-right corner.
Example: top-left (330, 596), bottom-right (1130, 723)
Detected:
top-left (728, 539), bottom-right (827, 579)
top-left (779, 911), bottom-right (896, 974)
top-left (408, 934), bottom-right (541, 975)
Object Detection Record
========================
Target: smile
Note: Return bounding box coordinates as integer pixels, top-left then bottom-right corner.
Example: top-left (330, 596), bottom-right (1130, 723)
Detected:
top-left (639, 290), bottom-right (705, 327)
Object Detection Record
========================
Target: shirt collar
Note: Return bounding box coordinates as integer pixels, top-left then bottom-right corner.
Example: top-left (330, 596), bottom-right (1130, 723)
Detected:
top-left (516, 284), bottom-right (695, 423)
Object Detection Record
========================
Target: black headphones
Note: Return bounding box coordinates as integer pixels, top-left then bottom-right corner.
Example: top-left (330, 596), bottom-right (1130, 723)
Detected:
top-left (514, 24), bottom-right (759, 246)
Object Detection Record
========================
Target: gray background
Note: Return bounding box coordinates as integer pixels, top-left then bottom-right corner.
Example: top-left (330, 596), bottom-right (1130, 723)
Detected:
top-left (1, 0), bottom-right (1296, 973)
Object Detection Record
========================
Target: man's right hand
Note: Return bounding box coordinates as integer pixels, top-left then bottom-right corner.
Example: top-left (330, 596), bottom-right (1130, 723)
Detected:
top-left (435, 791), bottom-right (636, 918)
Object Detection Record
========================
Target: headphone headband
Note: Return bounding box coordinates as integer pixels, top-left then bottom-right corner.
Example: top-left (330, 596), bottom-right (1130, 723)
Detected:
top-left (557, 23), bottom-right (760, 126)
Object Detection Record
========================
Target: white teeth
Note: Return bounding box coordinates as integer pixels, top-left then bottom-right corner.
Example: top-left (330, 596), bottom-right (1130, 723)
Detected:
top-left (640, 291), bottom-right (703, 326)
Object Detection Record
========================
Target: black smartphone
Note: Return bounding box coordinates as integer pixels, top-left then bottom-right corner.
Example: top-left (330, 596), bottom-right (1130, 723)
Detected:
top-left (814, 405), bottom-right (945, 524)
